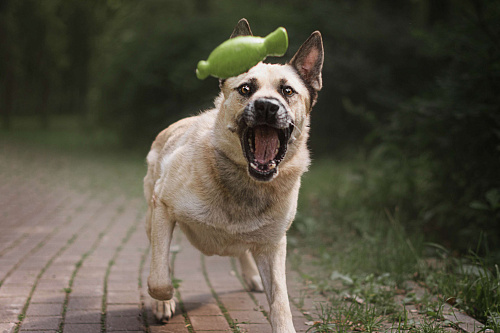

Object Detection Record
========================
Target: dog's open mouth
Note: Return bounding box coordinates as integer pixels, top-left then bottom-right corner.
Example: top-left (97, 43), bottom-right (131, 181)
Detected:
top-left (241, 124), bottom-right (293, 181)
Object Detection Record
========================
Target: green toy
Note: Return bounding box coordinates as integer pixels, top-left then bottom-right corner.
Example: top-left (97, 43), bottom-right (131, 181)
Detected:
top-left (196, 27), bottom-right (288, 80)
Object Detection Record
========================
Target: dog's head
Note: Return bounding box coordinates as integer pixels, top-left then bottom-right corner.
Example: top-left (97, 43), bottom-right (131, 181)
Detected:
top-left (215, 19), bottom-right (324, 182)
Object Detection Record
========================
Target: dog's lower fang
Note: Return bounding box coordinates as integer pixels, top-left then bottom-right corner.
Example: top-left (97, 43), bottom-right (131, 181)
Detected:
top-left (269, 161), bottom-right (276, 169)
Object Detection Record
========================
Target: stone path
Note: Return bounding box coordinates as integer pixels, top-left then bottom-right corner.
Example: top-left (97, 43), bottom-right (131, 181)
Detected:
top-left (0, 145), bottom-right (323, 333)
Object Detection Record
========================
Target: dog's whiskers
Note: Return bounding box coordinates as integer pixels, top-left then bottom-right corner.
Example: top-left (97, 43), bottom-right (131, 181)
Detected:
top-left (288, 121), bottom-right (302, 136)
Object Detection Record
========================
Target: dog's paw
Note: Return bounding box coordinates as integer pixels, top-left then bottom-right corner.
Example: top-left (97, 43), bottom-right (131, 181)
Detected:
top-left (243, 274), bottom-right (264, 292)
top-left (151, 297), bottom-right (177, 323)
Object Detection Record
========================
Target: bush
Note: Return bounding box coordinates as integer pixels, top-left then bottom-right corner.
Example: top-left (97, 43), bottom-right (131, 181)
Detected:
top-left (383, 1), bottom-right (500, 250)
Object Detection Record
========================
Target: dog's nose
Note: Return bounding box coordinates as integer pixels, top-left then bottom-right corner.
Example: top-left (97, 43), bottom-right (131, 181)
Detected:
top-left (254, 98), bottom-right (281, 123)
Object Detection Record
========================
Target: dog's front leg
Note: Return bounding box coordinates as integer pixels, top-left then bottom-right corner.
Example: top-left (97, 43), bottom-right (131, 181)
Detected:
top-left (148, 199), bottom-right (175, 301)
top-left (253, 237), bottom-right (296, 333)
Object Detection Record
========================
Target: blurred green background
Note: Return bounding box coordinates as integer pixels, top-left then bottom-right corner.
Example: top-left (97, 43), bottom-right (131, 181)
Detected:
top-left (1, 0), bottom-right (499, 254)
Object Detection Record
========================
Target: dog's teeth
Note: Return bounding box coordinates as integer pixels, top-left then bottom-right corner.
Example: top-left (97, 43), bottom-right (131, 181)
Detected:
top-left (269, 161), bottom-right (276, 169)
top-left (250, 162), bottom-right (258, 170)
top-left (248, 138), bottom-right (253, 152)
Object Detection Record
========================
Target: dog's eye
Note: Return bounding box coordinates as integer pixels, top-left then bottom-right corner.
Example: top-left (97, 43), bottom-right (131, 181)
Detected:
top-left (282, 86), bottom-right (295, 97)
top-left (238, 84), bottom-right (252, 96)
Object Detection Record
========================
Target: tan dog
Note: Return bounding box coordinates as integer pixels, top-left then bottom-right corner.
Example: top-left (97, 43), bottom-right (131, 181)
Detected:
top-left (144, 19), bottom-right (323, 332)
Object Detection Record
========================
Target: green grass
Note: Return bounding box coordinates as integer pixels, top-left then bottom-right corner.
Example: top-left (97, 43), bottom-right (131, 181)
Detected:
top-left (424, 250), bottom-right (500, 330)
top-left (291, 155), bottom-right (499, 332)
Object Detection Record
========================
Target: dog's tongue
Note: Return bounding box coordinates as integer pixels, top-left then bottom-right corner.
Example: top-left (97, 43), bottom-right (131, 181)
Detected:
top-left (254, 126), bottom-right (279, 164)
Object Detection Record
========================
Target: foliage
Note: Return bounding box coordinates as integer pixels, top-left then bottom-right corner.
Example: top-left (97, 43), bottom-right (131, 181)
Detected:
top-left (89, 0), bottom-right (312, 147)
top-left (0, 0), bottom-right (108, 128)
top-left (88, 0), bottom-right (435, 150)
top-left (381, 1), bottom-right (500, 250)
top-left (88, 0), bottom-right (499, 250)
top-left (1, 0), bottom-right (499, 261)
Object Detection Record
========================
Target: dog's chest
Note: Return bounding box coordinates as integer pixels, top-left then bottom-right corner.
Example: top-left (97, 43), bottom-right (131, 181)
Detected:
top-left (176, 214), bottom-right (286, 257)
top-left (170, 187), bottom-right (280, 234)
top-left (167, 184), bottom-right (294, 256)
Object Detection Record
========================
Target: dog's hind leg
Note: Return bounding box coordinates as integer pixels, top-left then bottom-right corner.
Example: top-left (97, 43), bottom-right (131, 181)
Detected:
top-left (239, 250), bottom-right (264, 292)
top-left (147, 197), bottom-right (177, 321)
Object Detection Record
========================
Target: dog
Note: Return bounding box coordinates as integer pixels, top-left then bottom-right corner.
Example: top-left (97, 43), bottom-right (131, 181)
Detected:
top-left (144, 18), bottom-right (323, 332)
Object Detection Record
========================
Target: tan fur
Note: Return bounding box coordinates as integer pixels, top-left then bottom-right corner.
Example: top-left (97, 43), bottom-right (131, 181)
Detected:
top-left (144, 25), bottom-right (323, 332)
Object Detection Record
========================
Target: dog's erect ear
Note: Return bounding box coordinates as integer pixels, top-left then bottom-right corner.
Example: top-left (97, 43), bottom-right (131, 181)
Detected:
top-left (220, 19), bottom-right (253, 89)
top-left (230, 18), bottom-right (253, 38)
top-left (290, 31), bottom-right (324, 91)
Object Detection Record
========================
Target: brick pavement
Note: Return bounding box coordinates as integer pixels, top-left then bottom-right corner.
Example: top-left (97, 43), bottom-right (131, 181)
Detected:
top-left (0, 148), bottom-right (324, 333)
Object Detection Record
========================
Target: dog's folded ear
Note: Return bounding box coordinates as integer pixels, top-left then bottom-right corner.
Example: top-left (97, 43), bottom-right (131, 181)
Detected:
top-left (230, 18), bottom-right (253, 38)
top-left (290, 31), bottom-right (324, 92)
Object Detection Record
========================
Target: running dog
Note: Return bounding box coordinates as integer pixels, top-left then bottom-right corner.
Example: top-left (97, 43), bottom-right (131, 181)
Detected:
top-left (144, 19), bottom-right (324, 332)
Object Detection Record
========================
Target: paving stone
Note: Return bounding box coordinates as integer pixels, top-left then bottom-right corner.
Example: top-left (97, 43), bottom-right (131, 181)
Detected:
top-left (292, 315), bottom-right (311, 331)
top-left (189, 315), bottom-right (231, 330)
top-left (26, 303), bottom-right (63, 317)
top-left (180, 292), bottom-right (215, 304)
top-left (237, 323), bottom-right (272, 333)
top-left (106, 315), bottom-right (144, 331)
top-left (149, 323), bottom-right (190, 333)
top-left (228, 310), bottom-right (268, 324)
top-left (63, 323), bottom-right (102, 333)
top-left (166, 312), bottom-right (186, 324)
top-left (64, 310), bottom-right (101, 324)
top-left (218, 293), bottom-right (257, 311)
top-left (183, 302), bottom-right (222, 316)
top-left (442, 304), bottom-right (488, 333)
top-left (20, 316), bottom-right (61, 330)
top-left (70, 284), bottom-right (103, 297)
top-left (0, 297), bottom-right (26, 315)
top-left (30, 292), bottom-right (66, 304)
top-left (0, 322), bottom-right (15, 333)
top-left (107, 283), bottom-right (137, 292)
top-left (107, 304), bottom-right (141, 317)
top-left (67, 296), bottom-right (102, 310)
top-left (0, 285), bottom-right (32, 297)
top-left (107, 291), bottom-right (140, 304)
top-left (0, 312), bottom-right (19, 324)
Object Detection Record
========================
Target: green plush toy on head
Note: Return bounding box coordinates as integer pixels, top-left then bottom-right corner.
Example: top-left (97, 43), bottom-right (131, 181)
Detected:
top-left (196, 26), bottom-right (288, 80)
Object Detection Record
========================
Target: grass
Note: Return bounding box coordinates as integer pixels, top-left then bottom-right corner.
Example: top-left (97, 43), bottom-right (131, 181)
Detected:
top-left (306, 300), bottom-right (387, 333)
top-left (424, 249), bottom-right (500, 329)
top-left (291, 155), bottom-right (499, 332)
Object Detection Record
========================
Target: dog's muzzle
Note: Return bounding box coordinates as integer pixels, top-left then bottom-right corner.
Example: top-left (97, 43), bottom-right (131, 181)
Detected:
top-left (240, 98), bottom-right (294, 182)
